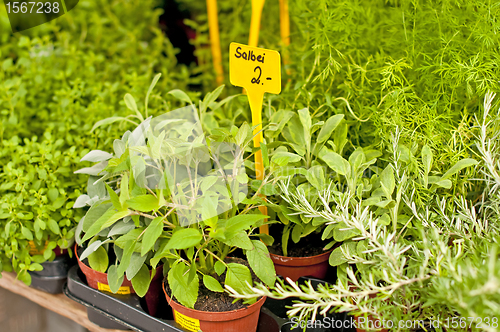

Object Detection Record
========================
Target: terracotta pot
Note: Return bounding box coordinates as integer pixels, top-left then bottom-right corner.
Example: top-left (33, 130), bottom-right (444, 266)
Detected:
top-left (29, 240), bottom-right (67, 256)
top-left (163, 282), bottom-right (266, 332)
top-left (270, 250), bottom-right (333, 282)
top-left (75, 245), bottom-right (163, 316)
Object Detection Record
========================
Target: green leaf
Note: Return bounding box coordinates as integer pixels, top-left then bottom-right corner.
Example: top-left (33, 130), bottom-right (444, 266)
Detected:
top-left (106, 184), bottom-right (121, 210)
top-left (421, 145), bottom-right (433, 175)
top-left (252, 233), bottom-right (274, 246)
top-left (261, 140), bottom-right (269, 168)
top-left (83, 202), bottom-right (112, 232)
top-left (108, 220), bottom-right (135, 237)
top-left (141, 217), bottom-right (164, 256)
top-left (126, 252), bottom-right (148, 280)
top-left (168, 89), bottom-right (193, 105)
top-left (120, 175), bottom-right (130, 206)
top-left (21, 227), bottom-right (33, 241)
top-left (131, 264), bottom-right (151, 297)
top-left (246, 240), bottom-right (276, 287)
top-left (81, 150), bottom-right (113, 162)
top-left (282, 226), bottom-right (291, 256)
top-left (168, 263), bottom-right (198, 308)
top-left (124, 93), bottom-right (143, 121)
top-left (88, 246), bottom-right (109, 273)
top-left (236, 173), bottom-right (249, 185)
top-left (200, 176), bottom-right (218, 193)
top-left (117, 240), bottom-right (135, 276)
top-left (306, 166), bottom-right (325, 190)
top-left (146, 73), bottom-right (162, 111)
top-left (214, 261), bottom-right (226, 276)
top-left (80, 240), bottom-right (106, 261)
top-left (17, 270), bottom-right (32, 285)
top-left (271, 152), bottom-right (302, 166)
top-left (282, 116), bottom-right (306, 155)
top-left (48, 219), bottom-right (60, 235)
top-left (225, 263), bottom-right (252, 294)
top-left (441, 158), bottom-right (478, 180)
top-left (333, 223), bottom-right (359, 242)
top-left (127, 195), bottom-right (159, 212)
top-left (28, 263), bottom-right (43, 271)
top-left (378, 213), bottom-right (391, 226)
top-left (291, 224), bottom-right (303, 243)
top-left (202, 85), bottom-right (225, 113)
top-left (320, 151), bottom-right (349, 175)
top-left (166, 228), bottom-right (202, 250)
top-left (317, 114), bottom-right (344, 143)
top-left (115, 229), bottom-right (142, 248)
top-left (433, 179), bottom-right (452, 189)
top-left (82, 209), bottom-right (132, 242)
top-left (107, 264), bottom-right (124, 294)
top-left (323, 241), bottom-right (337, 251)
top-left (225, 214), bottom-right (267, 235)
top-left (380, 165), bottom-right (395, 198)
top-left (235, 122), bottom-right (249, 147)
top-left (91, 117), bottom-right (130, 132)
top-left (298, 108), bottom-right (312, 152)
top-left (203, 275), bottom-right (224, 292)
top-left (222, 232), bottom-right (253, 250)
top-left (87, 176), bottom-right (106, 199)
top-left (47, 188), bottom-right (59, 202)
top-left (329, 242), bottom-right (357, 266)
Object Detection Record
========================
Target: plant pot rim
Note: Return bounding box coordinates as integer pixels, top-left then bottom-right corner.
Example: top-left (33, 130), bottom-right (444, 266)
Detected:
top-left (162, 280), bottom-right (266, 320)
top-left (74, 244), bottom-right (162, 285)
top-left (270, 249), bottom-right (333, 266)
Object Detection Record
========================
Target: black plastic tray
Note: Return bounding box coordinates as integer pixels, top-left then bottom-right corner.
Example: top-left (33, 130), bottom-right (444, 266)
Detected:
top-left (64, 265), bottom-right (285, 332)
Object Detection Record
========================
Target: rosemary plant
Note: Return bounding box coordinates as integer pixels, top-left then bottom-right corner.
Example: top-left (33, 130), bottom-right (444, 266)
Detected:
top-left (226, 102), bottom-right (494, 331)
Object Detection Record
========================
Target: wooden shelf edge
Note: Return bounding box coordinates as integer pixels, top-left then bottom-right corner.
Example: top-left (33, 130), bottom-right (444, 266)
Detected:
top-left (0, 272), bottom-right (130, 332)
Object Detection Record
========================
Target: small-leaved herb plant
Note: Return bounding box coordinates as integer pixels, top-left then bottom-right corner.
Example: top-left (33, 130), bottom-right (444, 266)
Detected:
top-left (0, 132), bottom-right (84, 284)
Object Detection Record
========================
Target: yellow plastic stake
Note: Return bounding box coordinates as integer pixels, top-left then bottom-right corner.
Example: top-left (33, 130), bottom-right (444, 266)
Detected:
top-left (279, 0), bottom-right (290, 47)
top-left (207, 0), bottom-right (224, 86)
top-left (248, 0), bottom-right (265, 47)
top-left (229, 43), bottom-right (281, 235)
top-left (279, 0), bottom-right (291, 73)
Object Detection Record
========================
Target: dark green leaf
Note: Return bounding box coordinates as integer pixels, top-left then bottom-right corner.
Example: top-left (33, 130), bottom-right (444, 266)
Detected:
top-left (168, 263), bottom-right (198, 308)
top-left (141, 217), bottom-right (164, 256)
top-left (107, 264), bottom-right (124, 294)
top-left (225, 263), bottom-right (252, 294)
top-left (126, 252), bottom-right (148, 280)
top-left (246, 240), bottom-right (276, 287)
top-left (131, 264), bottom-right (151, 297)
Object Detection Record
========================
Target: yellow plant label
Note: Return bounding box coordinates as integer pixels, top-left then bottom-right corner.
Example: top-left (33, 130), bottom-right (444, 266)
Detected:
top-left (97, 282), bottom-right (131, 295)
top-left (29, 241), bottom-right (47, 255)
top-left (173, 310), bottom-right (201, 332)
top-left (229, 42), bottom-right (281, 236)
top-left (229, 42), bottom-right (281, 95)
